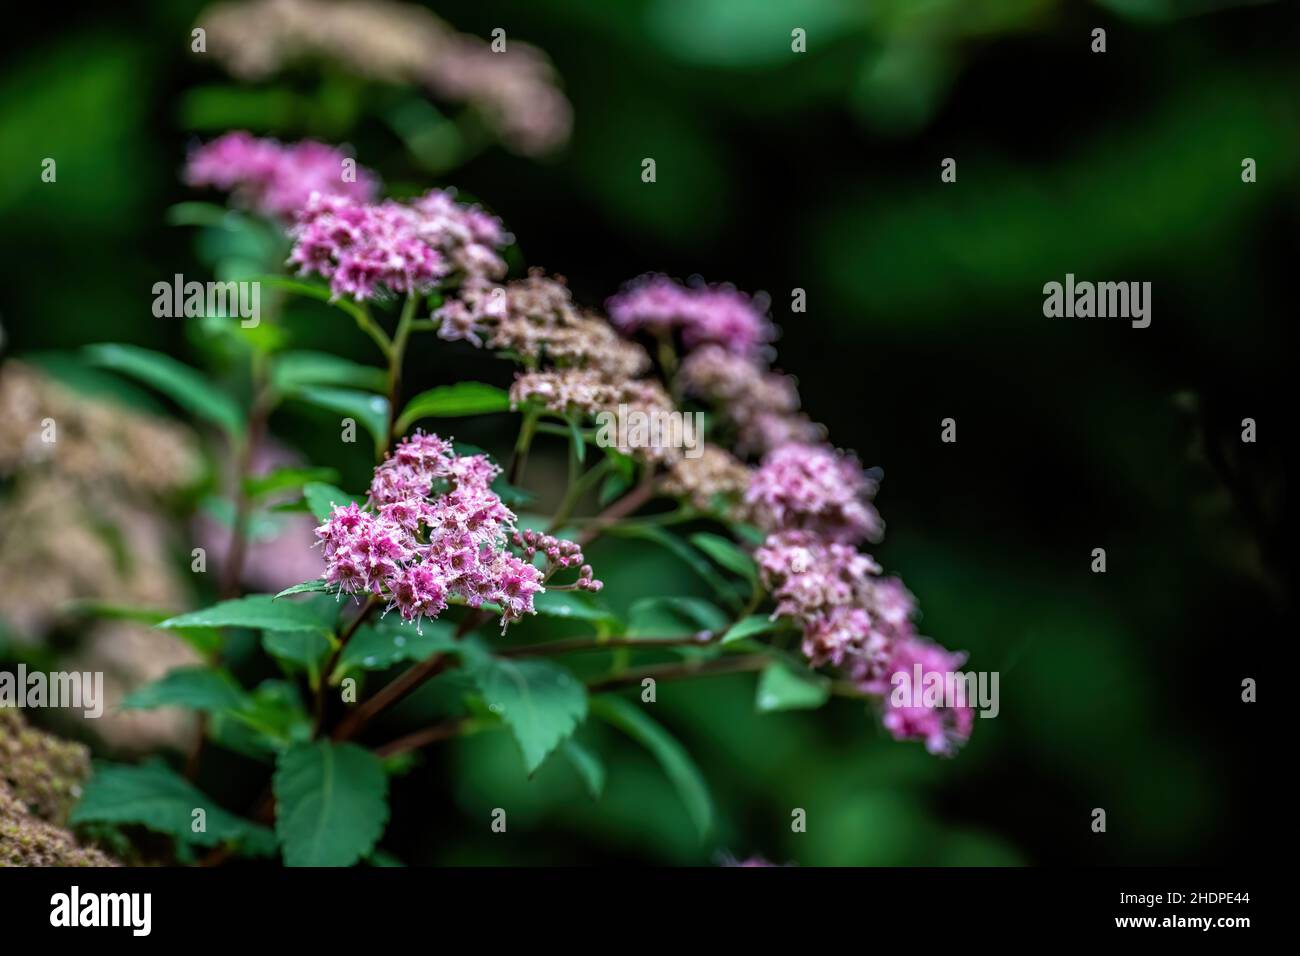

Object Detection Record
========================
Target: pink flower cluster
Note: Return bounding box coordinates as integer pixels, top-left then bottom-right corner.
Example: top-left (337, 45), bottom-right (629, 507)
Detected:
top-left (288, 189), bottom-right (507, 301)
top-left (185, 131), bottom-right (379, 220)
top-left (746, 443), bottom-right (883, 545)
top-left (750, 442), bottom-right (971, 755)
top-left (606, 275), bottom-right (774, 356)
top-left (314, 432), bottom-right (549, 629)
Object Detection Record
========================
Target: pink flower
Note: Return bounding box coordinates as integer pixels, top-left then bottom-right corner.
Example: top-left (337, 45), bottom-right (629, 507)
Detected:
top-left (289, 195), bottom-right (446, 301)
top-left (861, 636), bottom-right (974, 757)
top-left (185, 132), bottom-right (378, 219)
top-left (312, 432), bottom-right (598, 633)
top-left (607, 275), bottom-right (774, 355)
top-left (746, 443), bottom-right (883, 545)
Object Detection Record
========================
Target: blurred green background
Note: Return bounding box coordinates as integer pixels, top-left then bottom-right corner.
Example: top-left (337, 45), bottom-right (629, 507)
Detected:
top-left (1, 0), bottom-right (1291, 865)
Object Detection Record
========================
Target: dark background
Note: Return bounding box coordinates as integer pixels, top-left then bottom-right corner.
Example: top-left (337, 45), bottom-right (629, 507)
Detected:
top-left (1, 0), bottom-right (1291, 865)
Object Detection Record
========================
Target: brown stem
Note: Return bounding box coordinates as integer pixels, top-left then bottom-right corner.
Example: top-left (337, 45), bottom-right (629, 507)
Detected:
top-left (585, 653), bottom-right (768, 694)
top-left (498, 634), bottom-right (712, 658)
top-left (313, 595), bottom-right (381, 735)
top-left (577, 475), bottom-right (657, 547)
top-left (374, 718), bottom-right (467, 758)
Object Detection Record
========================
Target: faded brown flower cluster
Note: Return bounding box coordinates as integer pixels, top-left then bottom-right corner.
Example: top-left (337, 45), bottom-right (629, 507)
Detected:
top-left (199, 0), bottom-right (572, 155)
top-left (0, 361), bottom-right (203, 751)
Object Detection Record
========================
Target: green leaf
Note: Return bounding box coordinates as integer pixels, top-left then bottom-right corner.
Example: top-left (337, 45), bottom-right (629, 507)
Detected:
top-left (271, 350), bottom-right (386, 394)
top-left (721, 614), bottom-right (786, 645)
top-left (71, 760), bottom-right (274, 854)
top-left (262, 630), bottom-right (332, 673)
top-left (395, 382), bottom-right (511, 433)
top-left (598, 470), bottom-right (632, 507)
top-left (689, 532), bottom-right (758, 585)
top-left (337, 619), bottom-right (457, 674)
top-left (120, 667), bottom-right (247, 715)
top-left (212, 679), bottom-right (312, 756)
top-left (244, 466), bottom-right (340, 500)
top-left (468, 656), bottom-right (587, 774)
top-left (274, 741), bottom-right (390, 867)
top-left (532, 590), bottom-right (620, 627)
top-left (288, 386), bottom-right (390, 451)
top-left (755, 661), bottom-right (831, 712)
top-left (274, 579), bottom-right (331, 599)
top-left (66, 602), bottom-right (222, 657)
top-left (606, 524), bottom-right (743, 610)
top-left (628, 597), bottom-right (730, 637)
top-left (158, 594), bottom-right (333, 635)
top-left (302, 482), bottom-right (365, 523)
top-left (561, 740), bottom-right (605, 800)
top-left (589, 696), bottom-right (713, 839)
top-left (566, 414), bottom-right (587, 464)
top-left (83, 343), bottom-right (244, 437)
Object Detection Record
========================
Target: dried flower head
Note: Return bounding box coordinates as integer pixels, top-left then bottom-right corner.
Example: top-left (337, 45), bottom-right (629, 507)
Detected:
top-left (199, 0), bottom-right (572, 155)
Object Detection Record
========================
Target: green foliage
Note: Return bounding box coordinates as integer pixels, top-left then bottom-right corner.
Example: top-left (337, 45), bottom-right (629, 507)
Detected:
top-left (721, 614), bottom-right (787, 644)
top-left (274, 741), bottom-right (390, 867)
top-left (288, 385), bottom-right (390, 452)
top-left (244, 466), bottom-right (341, 499)
top-left (467, 655), bottom-right (588, 774)
top-left (755, 661), bottom-right (831, 712)
top-left (589, 696), bottom-right (713, 839)
top-left (337, 619), bottom-right (457, 675)
top-left (302, 482), bottom-right (365, 522)
top-left (158, 594), bottom-right (335, 635)
top-left (71, 760), bottom-right (274, 855)
top-left (395, 382), bottom-right (512, 433)
top-left (120, 666), bottom-right (247, 715)
top-left (271, 350), bottom-right (387, 393)
top-left (561, 740), bottom-right (606, 800)
top-left (82, 343), bottom-right (244, 437)
top-left (689, 532), bottom-right (758, 586)
top-left (628, 596), bottom-right (730, 636)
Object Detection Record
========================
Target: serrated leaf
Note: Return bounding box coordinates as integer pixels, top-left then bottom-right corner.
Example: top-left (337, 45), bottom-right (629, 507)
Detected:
top-left (244, 466), bottom-right (340, 499)
top-left (271, 350), bottom-right (386, 394)
top-left (628, 596), bottom-right (730, 637)
top-left (71, 760), bottom-right (274, 854)
top-left (689, 532), bottom-right (758, 585)
top-left (468, 656), bottom-right (587, 774)
top-left (395, 382), bottom-right (511, 433)
top-left (337, 618), bottom-right (457, 674)
top-left (274, 741), bottom-right (389, 867)
top-left (589, 696), bottom-right (713, 838)
top-left (561, 740), bottom-right (605, 800)
top-left (83, 343), bottom-right (244, 437)
top-left (302, 482), bottom-right (365, 523)
top-left (721, 614), bottom-right (786, 645)
top-left (289, 386), bottom-right (390, 450)
top-left (120, 667), bottom-right (247, 715)
top-left (755, 661), bottom-right (831, 712)
top-left (158, 594), bottom-right (334, 635)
